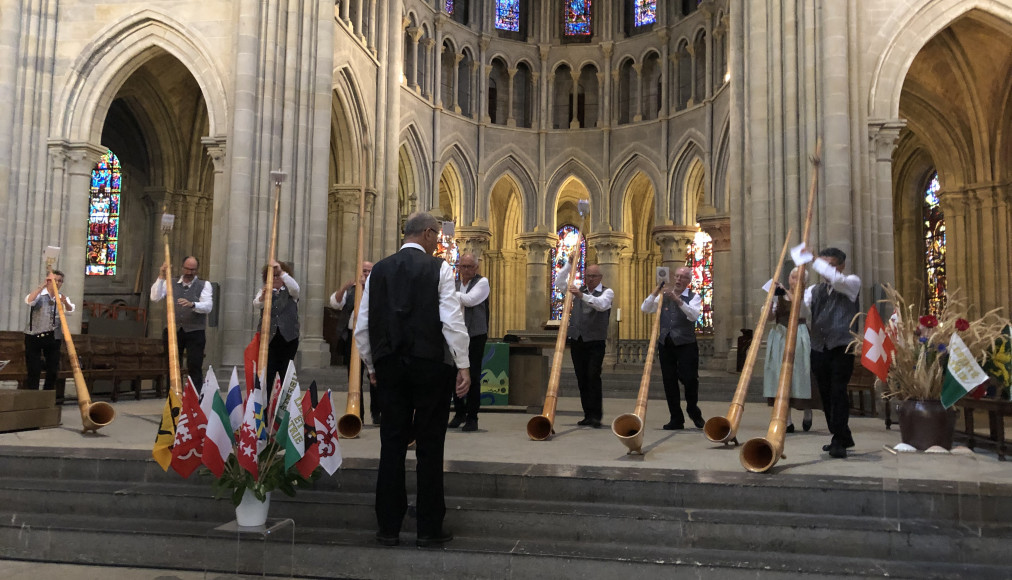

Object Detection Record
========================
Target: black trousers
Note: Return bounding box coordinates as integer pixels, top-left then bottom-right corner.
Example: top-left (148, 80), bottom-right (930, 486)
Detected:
top-left (265, 334), bottom-right (299, 401)
top-left (452, 334), bottom-right (487, 421)
top-left (658, 338), bottom-right (701, 426)
top-left (162, 328), bottom-right (206, 387)
top-left (24, 333), bottom-right (61, 390)
top-left (569, 338), bottom-right (605, 422)
top-left (344, 335), bottom-right (380, 421)
top-left (374, 356), bottom-right (455, 537)
top-left (811, 346), bottom-right (854, 446)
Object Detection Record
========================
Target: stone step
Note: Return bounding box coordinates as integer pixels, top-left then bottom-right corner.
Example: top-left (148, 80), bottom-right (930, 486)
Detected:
top-left (2, 510), bottom-right (1009, 580)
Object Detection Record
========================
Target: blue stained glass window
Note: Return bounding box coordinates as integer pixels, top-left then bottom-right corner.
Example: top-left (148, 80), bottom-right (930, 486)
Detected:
top-left (549, 225), bottom-right (586, 320)
top-left (435, 225), bottom-right (459, 279)
top-left (564, 0), bottom-right (593, 36)
top-left (685, 229), bottom-right (713, 333)
top-left (445, 0), bottom-right (454, 15)
top-left (634, 0), bottom-right (657, 26)
top-left (87, 150), bottom-right (121, 276)
top-left (495, 0), bottom-right (521, 32)
top-left (923, 172), bottom-right (946, 317)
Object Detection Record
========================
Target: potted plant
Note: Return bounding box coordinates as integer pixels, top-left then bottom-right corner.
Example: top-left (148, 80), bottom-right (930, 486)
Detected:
top-left (865, 285), bottom-right (1010, 450)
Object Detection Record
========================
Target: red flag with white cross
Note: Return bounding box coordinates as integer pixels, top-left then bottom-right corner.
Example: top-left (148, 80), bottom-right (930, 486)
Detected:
top-left (862, 305), bottom-right (895, 383)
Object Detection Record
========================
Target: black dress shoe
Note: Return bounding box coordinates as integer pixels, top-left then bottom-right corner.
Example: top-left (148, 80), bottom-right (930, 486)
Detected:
top-left (589, 419), bottom-right (602, 429)
top-left (372, 414), bottom-right (382, 426)
top-left (822, 440), bottom-right (855, 451)
top-left (416, 530), bottom-right (454, 548)
top-left (802, 418), bottom-right (812, 432)
top-left (786, 424), bottom-right (795, 433)
top-left (662, 422), bottom-right (685, 430)
top-left (461, 419), bottom-right (478, 432)
top-left (827, 444), bottom-right (848, 459)
top-left (691, 416), bottom-right (706, 429)
top-left (577, 418), bottom-right (593, 426)
top-left (448, 415), bottom-right (465, 429)
top-left (375, 531), bottom-right (399, 546)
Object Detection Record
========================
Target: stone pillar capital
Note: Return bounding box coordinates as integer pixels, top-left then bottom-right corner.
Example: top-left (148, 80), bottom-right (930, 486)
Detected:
top-left (586, 232), bottom-right (633, 264)
top-left (698, 216), bottom-right (731, 252)
top-left (454, 52), bottom-right (464, 64)
top-left (539, 44), bottom-right (551, 62)
top-left (421, 38), bottom-right (435, 49)
top-left (508, 67), bottom-right (518, 78)
top-left (600, 41), bottom-right (614, 58)
top-left (517, 232), bottom-right (558, 264)
top-left (651, 225), bottom-right (697, 266)
top-left (868, 118), bottom-right (907, 162)
top-left (455, 226), bottom-right (493, 259)
top-left (656, 29), bottom-right (669, 42)
top-left (201, 136), bottom-right (227, 172)
top-left (61, 142), bottom-right (107, 175)
top-left (480, 34), bottom-right (492, 51)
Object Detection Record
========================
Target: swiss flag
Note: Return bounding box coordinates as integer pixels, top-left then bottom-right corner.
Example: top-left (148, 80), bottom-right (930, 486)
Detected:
top-left (243, 333), bottom-right (260, 398)
top-left (170, 377), bottom-right (208, 478)
top-left (862, 305), bottom-right (895, 383)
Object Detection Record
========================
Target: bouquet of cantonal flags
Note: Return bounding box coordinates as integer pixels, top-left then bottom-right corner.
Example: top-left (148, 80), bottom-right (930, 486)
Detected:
top-left (151, 362), bottom-right (343, 505)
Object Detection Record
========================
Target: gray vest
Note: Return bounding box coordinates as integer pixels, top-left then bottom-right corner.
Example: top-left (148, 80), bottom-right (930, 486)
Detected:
top-left (25, 293), bottom-right (61, 336)
top-left (809, 283), bottom-right (860, 352)
top-left (266, 287), bottom-right (300, 342)
top-left (456, 275), bottom-right (489, 337)
top-left (173, 278), bottom-right (208, 332)
top-left (659, 291), bottom-right (697, 346)
top-left (567, 286), bottom-right (610, 342)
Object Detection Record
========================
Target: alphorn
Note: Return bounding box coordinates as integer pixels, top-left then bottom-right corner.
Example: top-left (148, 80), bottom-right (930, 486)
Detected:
top-left (526, 247), bottom-right (581, 441)
top-left (703, 233), bottom-right (792, 445)
top-left (338, 157), bottom-right (368, 439)
top-left (161, 213), bottom-right (183, 399)
top-left (741, 140), bottom-right (822, 473)
top-left (611, 282), bottom-right (664, 454)
top-left (256, 171), bottom-right (287, 391)
top-left (45, 259), bottom-right (115, 433)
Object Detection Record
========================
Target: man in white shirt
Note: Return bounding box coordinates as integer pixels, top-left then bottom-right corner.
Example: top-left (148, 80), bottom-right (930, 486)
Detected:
top-left (558, 263), bottom-right (614, 428)
top-left (330, 261), bottom-right (376, 423)
top-left (24, 270), bottom-right (75, 391)
top-left (641, 267), bottom-right (704, 429)
top-left (151, 256), bottom-right (214, 387)
top-left (803, 247), bottom-right (861, 459)
top-left (355, 212), bottom-right (470, 548)
top-left (448, 253), bottom-right (490, 432)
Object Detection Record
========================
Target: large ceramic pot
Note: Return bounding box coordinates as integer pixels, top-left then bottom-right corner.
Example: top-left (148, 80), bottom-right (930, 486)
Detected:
top-left (896, 399), bottom-right (957, 450)
top-left (235, 489), bottom-right (271, 527)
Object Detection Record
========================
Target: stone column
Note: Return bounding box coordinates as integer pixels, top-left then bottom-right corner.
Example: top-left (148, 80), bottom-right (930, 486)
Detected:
top-left (481, 63), bottom-right (493, 123)
top-left (587, 232), bottom-right (633, 366)
top-left (820, 0), bottom-right (854, 251)
top-left (632, 63), bottom-right (644, 122)
top-left (451, 52), bottom-right (464, 113)
top-left (63, 143), bottom-right (107, 333)
top-left (530, 71), bottom-right (540, 128)
top-left (652, 225), bottom-right (696, 271)
top-left (407, 27), bottom-right (421, 89)
top-left (867, 119), bottom-right (904, 298)
top-left (569, 69), bottom-right (580, 129)
top-left (354, 0), bottom-right (364, 40)
top-left (421, 38), bottom-right (435, 98)
top-left (335, 186), bottom-right (363, 286)
top-left (433, 19), bottom-right (443, 108)
top-left (687, 44), bottom-right (696, 107)
top-left (456, 225), bottom-right (492, 262)
top-left (506, 67), bottom-right (517, 127)
top-left (517, 231), bottom-right (557, 330)
top-left (340, 0), bottom-right (350, 24)
top-left (471, 61), bottom-right (481, 120)
top-left (668, 54), bottom-right (679, 110)
top-left (368, 0), bottom-right (379, 53)
top-left (658, 29), bottom-right (670, 116)
top-left (699, 216), bottom-right (731, 363)
top-left (601, 41), bottom-right (613, 127)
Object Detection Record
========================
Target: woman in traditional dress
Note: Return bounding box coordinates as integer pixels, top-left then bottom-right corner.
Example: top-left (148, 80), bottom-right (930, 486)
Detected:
top-left (763, 268), bottom-right (814, 432)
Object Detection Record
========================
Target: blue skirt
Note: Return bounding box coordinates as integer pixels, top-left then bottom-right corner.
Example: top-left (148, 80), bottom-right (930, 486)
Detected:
top-left (762, 323), bottom-right (812, 400)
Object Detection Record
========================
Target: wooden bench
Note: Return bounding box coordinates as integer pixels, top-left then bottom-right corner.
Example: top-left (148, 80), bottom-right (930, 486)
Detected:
top-left (846, 361), bottom-right (878, 418)
top-left (954, 397), bottom-right (1012, 461)
top-left (0, 330), bottom-right (168, 401)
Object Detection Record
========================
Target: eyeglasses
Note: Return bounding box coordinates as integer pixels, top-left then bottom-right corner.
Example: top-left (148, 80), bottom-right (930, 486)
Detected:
top-left (424, 227), bottom-right (439, 236)
top-left (458, 264), bottom-right (477, 269)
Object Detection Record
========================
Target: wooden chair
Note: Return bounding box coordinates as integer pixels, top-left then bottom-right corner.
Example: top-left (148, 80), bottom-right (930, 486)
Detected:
top-left (846, 361), bottom-right (878, 417)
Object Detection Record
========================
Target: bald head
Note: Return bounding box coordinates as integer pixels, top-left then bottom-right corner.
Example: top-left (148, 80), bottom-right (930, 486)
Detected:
top-left (458, 253), bottom-right (479, 283)
top-left (584, 264), bottom-right (603, 288)
top-left (672, 267), bottom-right (692, 293)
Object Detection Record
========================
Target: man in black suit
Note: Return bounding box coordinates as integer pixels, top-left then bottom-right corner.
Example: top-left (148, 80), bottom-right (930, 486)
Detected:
top-left (355, 212), bottom-right (471, 548)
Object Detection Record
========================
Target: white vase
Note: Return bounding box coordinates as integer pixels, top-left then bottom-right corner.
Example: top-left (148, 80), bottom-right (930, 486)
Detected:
top-left (235, 489), bottom-right (271, 527)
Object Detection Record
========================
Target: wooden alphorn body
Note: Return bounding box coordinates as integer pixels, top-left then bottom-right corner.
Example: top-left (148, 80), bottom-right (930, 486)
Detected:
top-left (741, 141), bottom-right (821, 473)
top-left (338, 158), bottom-right (369, 439)
top-left (703, 234), bottom-right (792, 445)
top-left (611, 284), bottom-right (665, 454)
top-left (256, 172), bottom-right (285, 391)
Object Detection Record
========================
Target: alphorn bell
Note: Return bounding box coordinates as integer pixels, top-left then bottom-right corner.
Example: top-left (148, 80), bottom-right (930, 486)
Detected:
top-left (703, 233), bottom-right (792, 445)
top-left (741, 140), bottom-right (822, 473)
top-left (256, 171), bottom-right (287, 391)
top-left (338, 157), bottom-right (369, 439)
top-left (44, 257), bottom-right (115, 433)
top-left (612, 282), bottom-right (664, 454)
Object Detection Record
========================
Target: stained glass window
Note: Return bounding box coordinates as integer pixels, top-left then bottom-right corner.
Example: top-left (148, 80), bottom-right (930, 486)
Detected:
top-left (634, 0), bottom-right (657, 26)
top-left (685, 229), bottom-right (713, 333)
top-left (435, 225), bottom-right (459, 278)
top-left (445, 0), bottom-right (454, 14)
top-left (923, 172), bottom-right (946, 317)
top-left (87, 150), bottom-right (121, 276)
top-left (495, 0), bottom-right (521, 32)
top-left (564, 0), bottom-right (593, 36)
top-left (549, 225), bottom-right (586, 319)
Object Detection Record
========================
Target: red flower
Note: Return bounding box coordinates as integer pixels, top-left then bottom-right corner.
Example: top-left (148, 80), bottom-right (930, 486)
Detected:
top-left (919, 315), bottom-right (939, 328)
top-left (955, 318), bottom-right (970, 331)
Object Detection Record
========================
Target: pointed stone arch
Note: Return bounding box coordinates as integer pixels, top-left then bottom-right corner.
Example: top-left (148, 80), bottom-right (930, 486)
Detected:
top-left (609, 153), bottom-right (662, 228)
top-left (397, 123), bottom-right (430, 222)
top-left (545, 158), bottom-right (605, 231)
top-left (481, 153), bottom-right (537, 230)
top-left (436, 143), bottom-right (476, 222)
top-left (486, 172), bottom-right (527, 336)
top-left (668, 138), bottom-right (706, 225)
top-left (53, 9), bottom-right (228, 144)
top-left (332, 66), bottom-right (373, 185)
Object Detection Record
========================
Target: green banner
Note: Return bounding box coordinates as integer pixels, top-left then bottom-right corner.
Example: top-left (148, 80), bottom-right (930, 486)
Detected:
top-left (480, 342), bottom-right (509, 406)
